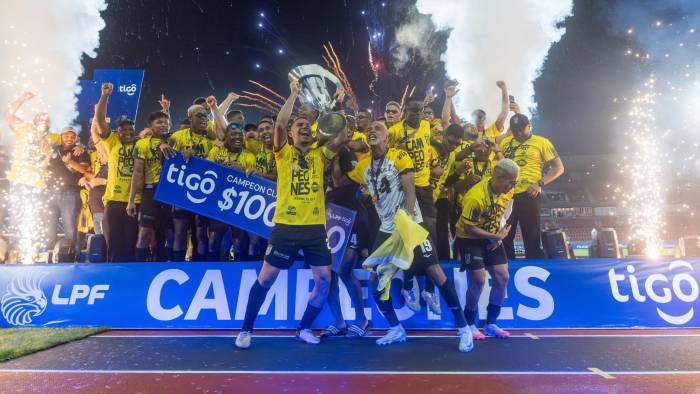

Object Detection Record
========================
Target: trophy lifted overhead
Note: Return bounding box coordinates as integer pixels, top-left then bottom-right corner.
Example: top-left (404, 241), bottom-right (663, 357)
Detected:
top-left (288, 64), bottom-right (347, 137)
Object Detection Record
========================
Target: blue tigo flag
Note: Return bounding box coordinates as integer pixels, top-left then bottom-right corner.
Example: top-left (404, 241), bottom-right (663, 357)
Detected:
top-left (93, 69), bottom-right (144, 128)
top-left (154, 154), bottom-right (355, 265)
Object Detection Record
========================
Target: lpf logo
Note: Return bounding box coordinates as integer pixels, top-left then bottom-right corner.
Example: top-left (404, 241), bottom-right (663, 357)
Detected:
top-left (1, 275), bottom-right (48, 326)
top-left (165, 163), bottom-right (218, 204)
top-left (119, 83), bottom-right (137, 96)
top-left (609, 260), bottom-right (699, 325)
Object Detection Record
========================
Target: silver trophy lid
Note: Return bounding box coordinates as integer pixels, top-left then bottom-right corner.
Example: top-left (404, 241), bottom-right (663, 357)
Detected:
top-left (288, 64), bottom-right (343, 114)
top-left (289, 64), bottom-right (346, 137)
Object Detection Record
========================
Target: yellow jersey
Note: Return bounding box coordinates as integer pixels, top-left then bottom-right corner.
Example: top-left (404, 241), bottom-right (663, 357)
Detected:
top-left (89, 150), bottom-right (101, 175)
top-left (48, 132), bottom-right (61, 146)
top-left (469, 157), bottom-right (496, 179)
top-left (134, 136), bottom-right (165, 185)
top-left (388, 119), bottom-right (432, 187)
top-left (351, 131), bottom-right (370, 163)
top-left (480, 123), bottom-right (502, 142)
top-left (245, 138), bottom-right (263, 155)
top-left (207, 146), bottom-right (256, 172)
top-left (310, 121), bottom-right (318, 139)
top-left (456, 177), bottom-right (514, 238)
top-left (254, 147), bottom-right (276, 176)
top-left (436, 140), bottom-right (473, 202)
top-left (7, 122), bottom-right (50, 188)
top-left (499, 134), bottom-right (557, 194)
top-left (99, 132), bottom-right (139, 204)
top-left (428, 143), bottom-right (449, 200)
top-left (272, 143), bottom-right (334, 225)
top-left (168, 128), bottom-right (215, 159)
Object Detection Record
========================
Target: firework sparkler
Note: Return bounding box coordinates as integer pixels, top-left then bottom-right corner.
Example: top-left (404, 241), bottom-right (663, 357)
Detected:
top-left (614, 14), bottom-right (700, 257)
top-left (619, 77), bottom-right (664, 258)
top-left (233, 81), bottom-right (286, 115)
top-left (322, 42), bottom-right (357, 104)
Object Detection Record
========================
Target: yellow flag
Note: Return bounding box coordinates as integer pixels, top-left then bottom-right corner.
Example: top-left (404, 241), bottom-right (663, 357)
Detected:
top-left (363, 210), bottom-right (429, 300)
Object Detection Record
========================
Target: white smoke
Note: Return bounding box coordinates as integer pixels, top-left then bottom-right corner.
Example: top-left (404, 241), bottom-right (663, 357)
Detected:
top-left (392, 11), bottom-right (441, 72)
top-left (0, 0), bottom-right (107, 142)
top-left (414, 0), bottom-right (573, 119)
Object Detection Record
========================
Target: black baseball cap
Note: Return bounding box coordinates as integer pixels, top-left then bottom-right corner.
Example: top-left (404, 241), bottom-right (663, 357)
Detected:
top-left (509, 113), bottom-right (530, 133)
top-left (115, 115), bottom-right (135, 127)
top-left (445, 124), bottom-right (464, 138)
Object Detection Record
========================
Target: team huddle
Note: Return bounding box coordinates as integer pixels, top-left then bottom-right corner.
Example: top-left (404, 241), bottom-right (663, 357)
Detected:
top-left (4, 76), bottom-right (563, 352)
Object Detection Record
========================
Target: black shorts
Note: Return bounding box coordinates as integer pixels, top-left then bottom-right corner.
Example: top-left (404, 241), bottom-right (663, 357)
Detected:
top-left (139, 186), bottom-right (172, 229)
top-left (416, 186), bottom-right (436, 219)
top-left (456, 237), bottom-right (508, 271)
top-left (265, 224), bottom-right (332, 269)
top-left (372, 231), bottom-right (438, 275)
top-left (208, 219), bottom-right (231, 233)
top-left (172, 206), bottom-right (209, 227)
top-left (326, 186), bottom-right (369, 252)
top-left (416, 186), bottom-right (437, 239)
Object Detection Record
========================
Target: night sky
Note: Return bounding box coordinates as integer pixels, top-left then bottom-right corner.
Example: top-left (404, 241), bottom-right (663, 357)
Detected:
top-left (82, 0), bottom-right (640, 157)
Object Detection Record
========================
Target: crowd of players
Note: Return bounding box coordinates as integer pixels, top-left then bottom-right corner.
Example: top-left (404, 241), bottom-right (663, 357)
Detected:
top-left (2, 78), bottom-right (564, 352)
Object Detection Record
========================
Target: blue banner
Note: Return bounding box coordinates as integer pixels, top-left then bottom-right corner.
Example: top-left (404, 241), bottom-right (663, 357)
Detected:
top-left (94, 69), bottom-right (144, 128)
top-left (1, 259), bottom-right (698, 329)
top-left (76, 69), bottom-right (144, 127)
top-left (76, 80), bottom-right (100, 123)
top-left (154, 154), bottom-right (355, 267)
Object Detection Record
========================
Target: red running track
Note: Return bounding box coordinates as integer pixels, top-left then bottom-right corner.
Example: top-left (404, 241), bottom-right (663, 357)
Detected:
top-left (1, 329), bottom-right (699, 393)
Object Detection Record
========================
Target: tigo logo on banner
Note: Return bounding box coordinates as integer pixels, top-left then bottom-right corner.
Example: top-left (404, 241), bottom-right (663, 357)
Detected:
top-left (119, 83), bottom-right (138, 96)
top-left (165, 164), bottom-right (218, 204)
top-left (608, 260), bottom-right (699, 325)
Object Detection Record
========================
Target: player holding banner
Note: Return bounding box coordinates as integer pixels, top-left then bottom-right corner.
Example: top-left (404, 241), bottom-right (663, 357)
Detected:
top-left (235, 79), bottom-right (347, 348)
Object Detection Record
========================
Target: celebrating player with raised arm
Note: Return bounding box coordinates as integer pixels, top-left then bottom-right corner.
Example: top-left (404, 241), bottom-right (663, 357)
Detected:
top-left (235, 79), bottom-right (347, 348)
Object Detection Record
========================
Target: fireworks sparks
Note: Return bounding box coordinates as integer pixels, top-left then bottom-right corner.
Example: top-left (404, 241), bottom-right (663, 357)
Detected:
top-left (614, 11), bottom-right (700, 257)
top-left (322, 41), bottom-right (357, 103)
top-left (234, 81), bottom-right (286, 115)
top-left (2, 41), bottom-right (54, 264)
top-left (618, 77), bottom-right (664, 258)
top-left (398, 84), bottom-right (416, 111)
top-left (248, 80), bottom-right (286, 102)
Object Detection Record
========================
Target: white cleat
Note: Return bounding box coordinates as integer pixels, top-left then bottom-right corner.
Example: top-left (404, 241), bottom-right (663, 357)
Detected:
top-left (401, 288), bottom-right (421, 312)
top-left (296, 328), bottom-right (321, 345)
top-left (235, 331), bottom-right (252, 349)
top-left (458, 327), bottom-right (474, 353)
top-left (484, 323), bottom-right (511, 339)
top-left (421, 290), bottom-right (441, 315)
top-left (376, 325), bottom-right (407, 346)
